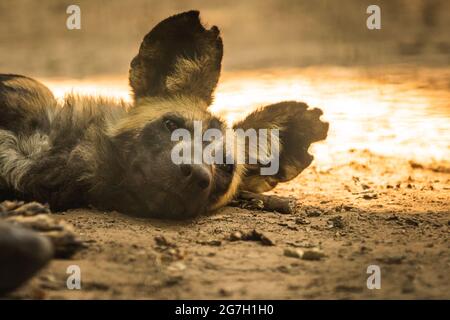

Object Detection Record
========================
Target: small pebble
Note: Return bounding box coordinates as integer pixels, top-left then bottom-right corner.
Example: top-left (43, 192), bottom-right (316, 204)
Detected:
top-left (306, 209), bottom-right (322, 217)
top-left (284, 248), bottom-right (325, 261)
top-left (229, 231), bottom-right (243, 241)
top-left (295, 217), bottom-right (311, 225)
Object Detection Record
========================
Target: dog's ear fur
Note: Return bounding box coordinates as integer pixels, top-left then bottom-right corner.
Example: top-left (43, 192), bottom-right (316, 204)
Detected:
top-left (129, 10), bottom-right (223, 105)
top-left (233, 101), bottom-right (329, 193)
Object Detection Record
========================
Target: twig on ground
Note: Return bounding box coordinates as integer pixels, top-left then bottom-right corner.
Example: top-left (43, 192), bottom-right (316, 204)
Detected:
top-left (230, 191), bottom-right (296, 214)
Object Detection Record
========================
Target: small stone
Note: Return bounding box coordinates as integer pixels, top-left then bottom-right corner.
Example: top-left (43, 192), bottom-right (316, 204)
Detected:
top-left (154, 235), bottom-right (175, 248)
top-left (277, 265), bottom-right (291, 273)
top-left (295, 217), bottom-right (311, 225)
top-left (328, 216), bottom-right (345, 229)
top-left (231, 230), bottom-right (275, 246)
top-left (229, 231), bottom-right (243, 241)
top-left (208, 240), bottom-right (222, 246)
top-left (386, 215), bottom-right (399, 221)
top-left (306, 209), bottom-right (322, 217)
top-left (284, 248), bottom-right (325, 261)
top-left (167, 261), bottom-right (186, 272)
top-left (361, 184), bottom-right (371, 190)
top-left (301, 249), bottom-right (326, 261)
top-left (403, 218), bottom-right (419, 227)
top-left (162, 247), bottom-right (185, 261)
top-left (284, 248), bottom-right (303, 259)
top-left (164, 275), bottom-right (183, 287)
top-left (219, 288), bottom-right (232, 297)
top-left (250, 230), bottom-right (275, 246)
top-left (286, 241), bottom-right (317, 248)
top-left (197, 240), bottom-right (222, 246)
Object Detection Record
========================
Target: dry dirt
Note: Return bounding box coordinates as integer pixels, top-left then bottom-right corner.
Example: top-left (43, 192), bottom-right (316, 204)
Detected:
top-left (7, 150), bottom-right (450, 299)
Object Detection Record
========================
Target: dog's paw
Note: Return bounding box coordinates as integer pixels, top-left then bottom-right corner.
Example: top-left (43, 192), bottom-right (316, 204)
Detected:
top-left (2, 201), bottom-right (86, 259)
top-left (0, 200), bottom-right (51, 217)
top-left (5, 214), bottom-right (85, 259)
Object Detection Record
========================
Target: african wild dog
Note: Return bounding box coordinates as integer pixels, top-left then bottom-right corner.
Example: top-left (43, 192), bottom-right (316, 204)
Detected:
top-left (0, 11), bottom-right (328, 220)
top-left (0, 10), bottom-right (328, 294)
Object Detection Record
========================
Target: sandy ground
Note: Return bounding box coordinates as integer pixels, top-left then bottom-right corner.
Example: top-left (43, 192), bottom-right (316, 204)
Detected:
top-left (6, 150), bottom-right (449, 299)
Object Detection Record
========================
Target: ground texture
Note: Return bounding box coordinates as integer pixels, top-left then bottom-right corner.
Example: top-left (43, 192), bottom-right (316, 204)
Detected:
top-left (8, 150), bottom-right (450, 299)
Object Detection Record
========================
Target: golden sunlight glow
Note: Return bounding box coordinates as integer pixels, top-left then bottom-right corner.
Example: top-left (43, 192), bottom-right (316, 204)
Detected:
top-left (43, 67), bottom-right (450, 167)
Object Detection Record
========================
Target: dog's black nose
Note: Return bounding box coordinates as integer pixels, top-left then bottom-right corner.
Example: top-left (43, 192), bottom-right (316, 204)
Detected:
top-left (179, 164), bottom-right (211, 189)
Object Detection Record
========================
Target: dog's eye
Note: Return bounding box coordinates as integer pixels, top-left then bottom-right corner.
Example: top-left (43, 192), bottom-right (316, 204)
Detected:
top-left (217, 154), bottom-right (235, 174)
top-left (217, 163), bottom-right (234, 174)
top-left (164, 119), bottom-right (179, 132)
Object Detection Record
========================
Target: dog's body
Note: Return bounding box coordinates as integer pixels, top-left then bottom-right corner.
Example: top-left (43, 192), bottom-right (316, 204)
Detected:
top-left (0, 75), bottom-right (128, 210)
top-left (0, 11), bottom-right (328, 219)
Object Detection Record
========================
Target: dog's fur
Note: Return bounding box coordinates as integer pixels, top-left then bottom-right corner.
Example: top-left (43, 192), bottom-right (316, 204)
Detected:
top-left (0, 11), bottom-right (328, 219)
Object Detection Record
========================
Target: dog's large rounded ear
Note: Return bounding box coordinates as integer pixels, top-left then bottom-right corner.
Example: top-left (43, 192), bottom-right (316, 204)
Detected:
top-left (233, 101), bottom-right (329, 193)
top-left (129, 10), bottom-right (223, 105)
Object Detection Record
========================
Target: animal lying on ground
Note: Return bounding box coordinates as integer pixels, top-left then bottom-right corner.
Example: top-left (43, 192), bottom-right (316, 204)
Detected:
top-left (0, 10), bottom-right (328, 295)
top-left (0, 11), bottom-right (328, 220)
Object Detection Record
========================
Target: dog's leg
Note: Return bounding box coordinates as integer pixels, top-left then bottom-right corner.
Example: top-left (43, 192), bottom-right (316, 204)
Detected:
top-left (0, 222), bottom-right (53, 295)
top-left (0, 199), bottom-right (85, 295)
top-left (1, 200), bottom-right (85, 259)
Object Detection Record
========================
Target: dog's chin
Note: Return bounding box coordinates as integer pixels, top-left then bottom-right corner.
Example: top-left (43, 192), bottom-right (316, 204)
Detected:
top-left (144, 200), bottom-right (207, 220)
top-left (127, 190), bottom-right (207, 220)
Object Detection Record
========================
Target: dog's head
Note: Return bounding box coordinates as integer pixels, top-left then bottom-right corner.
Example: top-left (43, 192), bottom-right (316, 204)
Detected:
top-left (109, 11), bottom-right (328, 219)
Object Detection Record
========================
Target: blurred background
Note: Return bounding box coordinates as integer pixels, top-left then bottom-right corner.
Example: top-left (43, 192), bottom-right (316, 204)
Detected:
top-left (0, 0), bottom-right (449, 165)
top-left (0, 0), bottom-right (449, 76)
